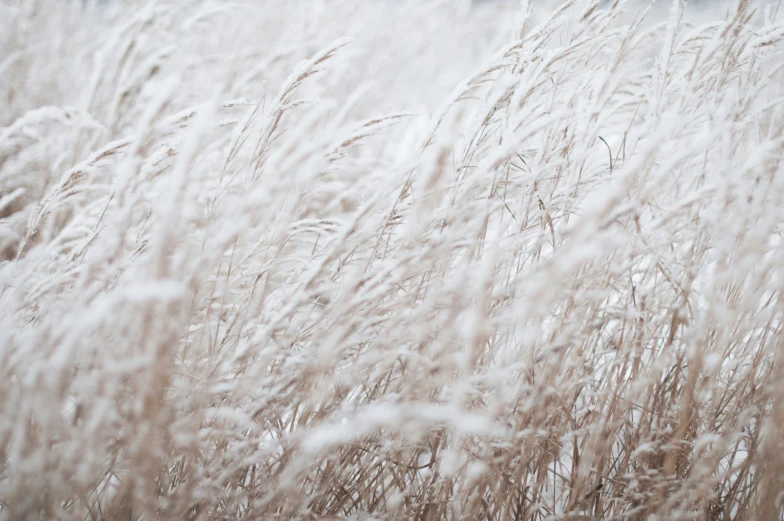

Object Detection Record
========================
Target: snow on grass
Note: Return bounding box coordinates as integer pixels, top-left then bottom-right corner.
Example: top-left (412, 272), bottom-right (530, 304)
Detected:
top-left (1, 0), bottom-right (784, 519)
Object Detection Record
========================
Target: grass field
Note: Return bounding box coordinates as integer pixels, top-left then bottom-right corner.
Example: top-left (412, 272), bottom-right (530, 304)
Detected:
top-left (2, 0), bottom-right (784, 519)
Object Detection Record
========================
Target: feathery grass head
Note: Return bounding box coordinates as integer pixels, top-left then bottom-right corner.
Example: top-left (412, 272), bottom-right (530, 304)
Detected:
top-left (1, 0), bottom-right (783, 519)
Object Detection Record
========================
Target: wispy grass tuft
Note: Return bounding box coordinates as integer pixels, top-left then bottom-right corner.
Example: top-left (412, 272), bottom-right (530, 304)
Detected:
top-left (1, 0), bottom-right (784, 520)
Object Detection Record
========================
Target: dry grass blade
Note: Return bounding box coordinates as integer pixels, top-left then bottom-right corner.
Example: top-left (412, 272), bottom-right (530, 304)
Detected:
top-left (1, 0), bottom-right (783, 520)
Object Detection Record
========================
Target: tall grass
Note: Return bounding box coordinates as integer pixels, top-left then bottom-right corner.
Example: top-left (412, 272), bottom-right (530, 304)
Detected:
top-left (2, 0), bottom-right (784, 519)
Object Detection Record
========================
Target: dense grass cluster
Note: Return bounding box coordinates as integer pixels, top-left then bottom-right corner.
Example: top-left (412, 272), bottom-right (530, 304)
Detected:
top-left (2, 0), bottom-right (784, 519)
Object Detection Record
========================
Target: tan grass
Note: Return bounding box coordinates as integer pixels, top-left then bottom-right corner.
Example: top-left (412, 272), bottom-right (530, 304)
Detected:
top-left (1, 0), bottom-right (784, 520)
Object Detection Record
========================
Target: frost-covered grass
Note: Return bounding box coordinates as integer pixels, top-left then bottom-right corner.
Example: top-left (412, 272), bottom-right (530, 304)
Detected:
top-left (2, 0), bottom-right (784, 519)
